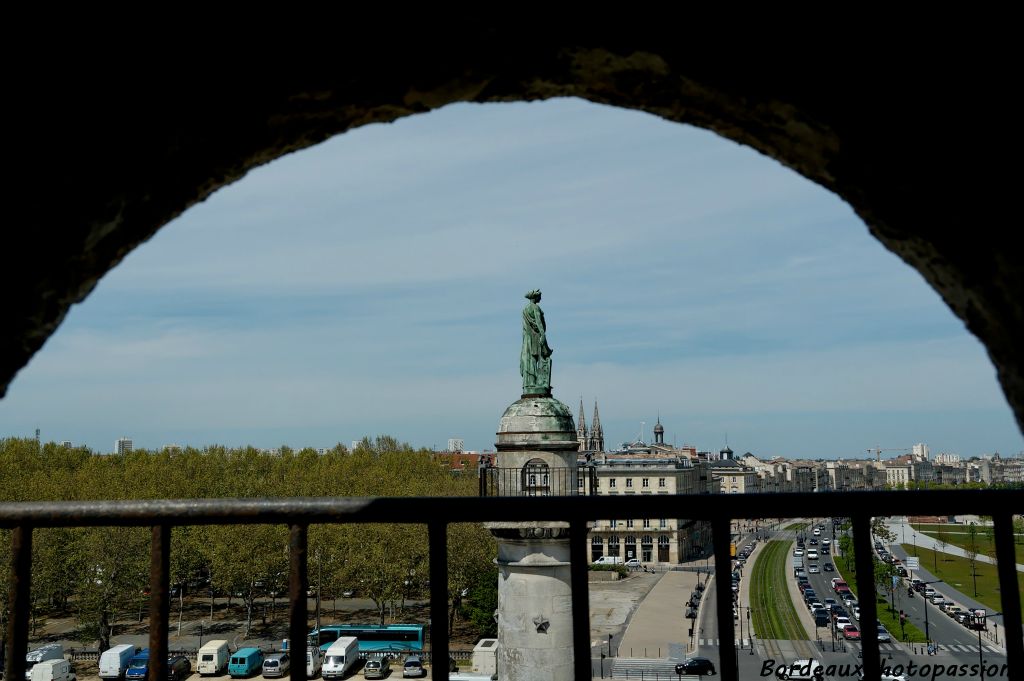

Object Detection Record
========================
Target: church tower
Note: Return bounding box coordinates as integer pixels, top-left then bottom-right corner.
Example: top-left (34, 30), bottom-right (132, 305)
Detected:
top-left (589, 401), bottom-right (605, 452)
top-left (654, 415), bottom-right (665, 445)
top-left (577, 398), bottom-right (589, 451)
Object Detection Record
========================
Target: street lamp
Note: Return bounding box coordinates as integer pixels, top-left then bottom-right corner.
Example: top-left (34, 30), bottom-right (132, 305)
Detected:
top-left (976, 611), bottom-right (1000, 681)
top-left (918, 579), bottom-right (942, 652)
top-left (747, 606), bottom-right (753, 655)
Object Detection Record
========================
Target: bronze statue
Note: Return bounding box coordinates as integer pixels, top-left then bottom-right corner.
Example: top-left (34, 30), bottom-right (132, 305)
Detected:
top-left (521, 290), bottom-right (553, 395)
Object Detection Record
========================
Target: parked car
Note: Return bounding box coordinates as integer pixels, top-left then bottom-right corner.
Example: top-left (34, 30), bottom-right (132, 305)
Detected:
top-left (674, 657), bottom-right (716, 676)
top-left (402, 655), bottom-right (426, 678)
top-left (167, 656), bottom-right (191, 681)
top-left (625, 558), bottom-right (642, 569)
top-left (262, 654), bottom-right (289, 679)
top-left (931, 594), bottom-right (946, 606)
top-left (362, 657), bottom-right (389, 680)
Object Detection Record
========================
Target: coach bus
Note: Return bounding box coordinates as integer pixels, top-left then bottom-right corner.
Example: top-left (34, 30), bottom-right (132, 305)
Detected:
top-left (308, 624), bottom-right (426, 653)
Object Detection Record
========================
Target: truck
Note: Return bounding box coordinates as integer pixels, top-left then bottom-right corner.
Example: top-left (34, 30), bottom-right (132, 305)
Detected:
top-left (196, 640), bottom-right (230, 676)
top-left (26, 645), bottom-right (65, 681)
top-left (29, 660), bottom-right (76, 681)
top-left (321, 637), bottom-right (358, 680)
top-left (98, 644), bottom-right (137, 681)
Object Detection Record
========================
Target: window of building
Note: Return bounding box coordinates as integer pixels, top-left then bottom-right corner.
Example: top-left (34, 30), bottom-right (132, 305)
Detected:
top-left (610, 519), bottom-right (618, 529)
top-left (642, 478), bottom-right (650, 488)
top-left (642, 518), bottom-right (651, 528)
top-left (625, 478), bottom-right (633, 488)
top-left (658, 478), bottom-right (666, 487)
top-left (659, 518), bottom-right (667, 529)
top-left (626, 519), bottom-right (634, 529)
top-left (609, 479), bottom-right (617, 488)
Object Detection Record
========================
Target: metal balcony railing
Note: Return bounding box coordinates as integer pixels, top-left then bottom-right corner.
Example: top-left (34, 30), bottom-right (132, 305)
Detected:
top-left (478, 465), bottom-right (598, 497)
top-left (1, 489), bottom-right (1021, 681)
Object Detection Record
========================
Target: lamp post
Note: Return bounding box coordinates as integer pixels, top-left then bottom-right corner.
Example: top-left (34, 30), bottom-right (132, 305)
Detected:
top-left (919, 579), bottom-right (941, 652)
top-left (977, 611), bottom-right (1000, 681)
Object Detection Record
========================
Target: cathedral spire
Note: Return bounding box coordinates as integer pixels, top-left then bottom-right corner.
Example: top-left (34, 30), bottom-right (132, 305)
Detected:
top-left (577, 397), bottom-right (589, 451)
top-left (590, 401), bottom-right (604, 451)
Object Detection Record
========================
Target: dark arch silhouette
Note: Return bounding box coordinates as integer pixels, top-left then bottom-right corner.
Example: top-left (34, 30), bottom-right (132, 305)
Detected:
top-left (6, 33), bottom-right (1021, 436)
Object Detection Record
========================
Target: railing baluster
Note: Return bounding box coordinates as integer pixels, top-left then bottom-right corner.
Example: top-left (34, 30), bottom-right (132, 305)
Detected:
top-left (289, 523), bottom-right (309, 681)
top-left (711, 516), bottom-right (737, 681)
top-left (851, 516), bottom-right (879, 681)
top-left (428, 522), bottom-right (449, 681)
top-left (149, 525), bottom-right (170, 681)
top-left (570, 518), bottom-right (591, 681)
top-left (993, 512), bottom-right (1022, 672)
top-left (4, 525), bottom-right (32, 681)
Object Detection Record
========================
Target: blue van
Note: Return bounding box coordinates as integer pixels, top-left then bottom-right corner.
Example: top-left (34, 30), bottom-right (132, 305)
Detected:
top-left (124, 649), bottom-right (150, 681)
top-left (228, 648), bottom-right (264, 678)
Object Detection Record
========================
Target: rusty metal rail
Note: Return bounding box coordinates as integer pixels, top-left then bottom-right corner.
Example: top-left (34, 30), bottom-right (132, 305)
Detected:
top-left (2, 489), bottom-right (1021, 681)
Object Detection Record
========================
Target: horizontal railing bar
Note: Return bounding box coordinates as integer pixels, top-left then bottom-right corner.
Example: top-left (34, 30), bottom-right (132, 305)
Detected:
top-left (1, 489), bottom-right (1020, 527)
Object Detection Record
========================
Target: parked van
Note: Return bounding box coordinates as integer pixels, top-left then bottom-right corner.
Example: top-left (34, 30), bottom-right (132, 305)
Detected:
top-left (197, 640), bottom-right (230, 676)
top-left (322, 638), bottom-right (358, 680)
top-left (228, 649), bottom-right (264, 679)
top-left (26, 644), bottom-right (65, 681)
top-left (29, 660), bottom-right (75, 681)
top-left (306, 646), bottom-right (323, 678)
top-left (592, 556), bottom-right (622, 565)
top-left (98, 644), bottom-right (136, 681)
top-left (124, 650), bottom-right (149, 681)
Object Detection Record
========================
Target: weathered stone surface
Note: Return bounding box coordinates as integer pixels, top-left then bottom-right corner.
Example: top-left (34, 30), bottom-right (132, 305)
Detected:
top-left (496, 397), bottom-right (578, 452)
top-left (4, 30), bottom-right (1022, 439)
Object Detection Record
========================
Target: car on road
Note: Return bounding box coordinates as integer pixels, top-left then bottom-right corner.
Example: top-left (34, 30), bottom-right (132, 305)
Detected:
top-left (823, 563), bottom-right (834, 572)
top-left (853, 605), bottom-right (861, 619)
top-left (834, 617), bottom-right (852, 631)
top-left (877, 626), bottom-right (892, 642)
top-left (625, 558), bottom-right (643, 569)
top-left (807, 550), bottom-right (819, 559)
top-left (674, 657), bottom-right (716, 676)
top-left (842, 624), bottom-right (860, 640)
top-left (808, 564), bottom-right (819, 574)
top-left (793, 549), bottom-right (804, 557)
top-left (931, 593), bottom-right (945, 605)
top-left (813, 610), bottom-right (830, 627)
top-left (342, 588), bottom-right (355, 598)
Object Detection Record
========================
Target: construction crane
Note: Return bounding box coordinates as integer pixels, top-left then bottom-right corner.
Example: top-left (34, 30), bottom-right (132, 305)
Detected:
top-left (867, 446), bottom-right (912, 462)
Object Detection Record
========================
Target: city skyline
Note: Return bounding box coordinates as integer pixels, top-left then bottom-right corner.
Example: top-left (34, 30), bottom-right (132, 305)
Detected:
top-left (1, 99), bottom-right (1021, 458)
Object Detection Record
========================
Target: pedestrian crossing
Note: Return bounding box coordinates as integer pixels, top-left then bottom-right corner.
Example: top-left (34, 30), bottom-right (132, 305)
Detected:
top-left (935, 643), bottom-right (1002, 654)
top-left (698, 638), bottom-right (751, 647)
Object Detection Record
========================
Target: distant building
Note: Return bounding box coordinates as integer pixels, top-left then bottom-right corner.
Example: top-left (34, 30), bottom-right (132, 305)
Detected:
top-left (912, 443), bottom-right (930, 460)
top-left (447, 438), bottom-right (465, 452)
top-left (60, 440), bottom-right (72, 448)
top-left (114, 437), bottom-right (133, 455)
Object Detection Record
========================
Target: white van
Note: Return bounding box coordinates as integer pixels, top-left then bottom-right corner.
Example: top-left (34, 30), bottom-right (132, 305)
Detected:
top-left (781, 658), bottom-right (824, 680)
top-left (197, 640), bottom-right (230, 676)
top-left (593, 556), bottom-right (622, 565)
top-left (321, 637), bottom-right (358, 679)
top-left (306, 646), bottom-right (323, 678)
top-left (26, 645), bottom-right (65, 681)
top-left (29, 660), bottom-right (76, 681)
top-left (99, 644), bottom-right (137, 680)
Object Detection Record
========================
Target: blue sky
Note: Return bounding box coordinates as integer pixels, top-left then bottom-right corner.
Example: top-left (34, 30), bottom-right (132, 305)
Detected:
top-left (3, 98), bottom-right (1021, 458)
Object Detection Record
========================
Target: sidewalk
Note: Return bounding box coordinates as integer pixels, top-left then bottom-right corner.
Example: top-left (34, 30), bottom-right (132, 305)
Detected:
top-left (616, 570), bottom-right (698, 659)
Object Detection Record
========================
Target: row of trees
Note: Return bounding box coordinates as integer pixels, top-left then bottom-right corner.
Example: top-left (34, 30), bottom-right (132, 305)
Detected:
top-left (0, 437), bottom-right (497, 649)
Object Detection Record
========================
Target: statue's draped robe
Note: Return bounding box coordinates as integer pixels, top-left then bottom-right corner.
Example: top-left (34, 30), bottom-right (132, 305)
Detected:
top-left (521, 302), bottom-right (552, 393)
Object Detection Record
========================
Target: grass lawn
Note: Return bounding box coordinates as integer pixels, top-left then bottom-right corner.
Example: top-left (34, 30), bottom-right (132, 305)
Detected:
top-left (785, 522), bottom-right (809, 531)
top-left (901, 544), bottom-right (1024, 618)
top-left (750, 540), bottom-right (808, 641)
top-left (908, 524), bottom-right (1023, 558)
top-left (832, 554), bottom-right (927, 643)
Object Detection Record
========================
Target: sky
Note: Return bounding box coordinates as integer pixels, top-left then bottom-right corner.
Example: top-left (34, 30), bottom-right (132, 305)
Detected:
top-left (2, 98), bottom-right (1022, 458)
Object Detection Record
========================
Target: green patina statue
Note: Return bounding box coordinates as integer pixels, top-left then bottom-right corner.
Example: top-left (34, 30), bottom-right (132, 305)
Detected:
top-left (521, 289), bottom-right (553, 396)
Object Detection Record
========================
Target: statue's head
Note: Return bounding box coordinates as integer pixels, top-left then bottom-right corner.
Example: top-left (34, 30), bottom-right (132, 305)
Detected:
top-left (525, 289), bottom-right (542, 302)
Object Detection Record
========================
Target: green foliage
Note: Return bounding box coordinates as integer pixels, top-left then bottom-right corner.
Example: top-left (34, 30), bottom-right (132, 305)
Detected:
top-left (0, 436), bottom-right (491, 638)
top-left (460, 568), bottom-right (499, 639)
top-left (588, 564), bottom-right (628, 577)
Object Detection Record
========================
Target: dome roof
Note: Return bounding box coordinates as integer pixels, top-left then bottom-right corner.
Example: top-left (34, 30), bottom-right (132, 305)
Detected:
top-left (654, 421), bottom-right (665, 433)
top-left (496, 396), bottom-right (579, 452)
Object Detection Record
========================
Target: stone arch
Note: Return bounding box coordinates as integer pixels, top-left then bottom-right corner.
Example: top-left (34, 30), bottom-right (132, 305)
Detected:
top-left (6, 36), bottom-right (1022, 437)
top-left (521, 458), bottom-right (550, 496)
